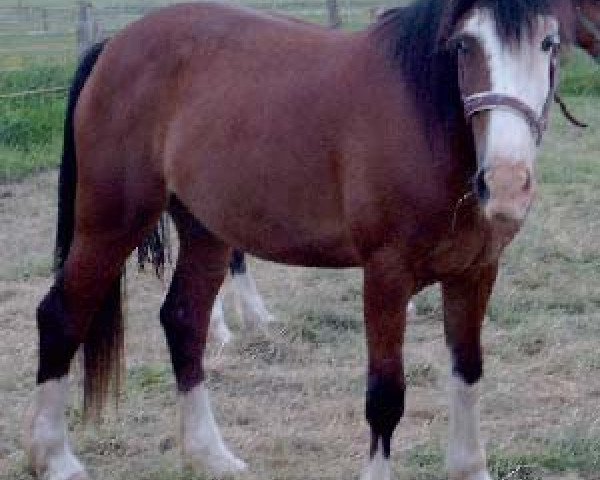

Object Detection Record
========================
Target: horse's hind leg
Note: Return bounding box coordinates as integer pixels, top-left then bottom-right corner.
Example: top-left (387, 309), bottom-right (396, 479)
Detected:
top-left (160, 199), bottom-right (246, 476)
top-left (25, 199), bottom-right (164, 480)
top-left (208, 287), bottom-right (233, 346)
top-left (207, 250), bottom-right (272, 346)
top-left (230, 249), bottom-right (273, 329)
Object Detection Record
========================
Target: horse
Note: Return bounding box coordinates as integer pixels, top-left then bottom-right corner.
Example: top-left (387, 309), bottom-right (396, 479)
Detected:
top-left (23, 0), bottom-right (577, 479)
top-left (148, 0), bottom-right (599, 346)
top-left (576, 0), bottom-right (600, 59)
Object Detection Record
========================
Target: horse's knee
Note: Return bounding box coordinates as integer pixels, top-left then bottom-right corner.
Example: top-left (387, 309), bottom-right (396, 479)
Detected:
top-left (37, 279), bottom-right (80, 383)
top-left (365, 372), bottom-right (405, 457)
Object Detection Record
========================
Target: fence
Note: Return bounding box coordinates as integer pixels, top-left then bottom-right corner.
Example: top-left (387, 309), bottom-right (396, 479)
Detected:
top-left (0, 0), bottom-right (405, 72)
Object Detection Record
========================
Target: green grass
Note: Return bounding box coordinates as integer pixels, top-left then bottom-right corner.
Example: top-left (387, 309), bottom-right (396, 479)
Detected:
top-left (559, 49), bottom-right (600, 97)
top-left (0, 63), bottom-right (70, 181)
top-left (127, 364), bottom-right (173, 395)
top-left (405, 437), bottom-right (600, 479)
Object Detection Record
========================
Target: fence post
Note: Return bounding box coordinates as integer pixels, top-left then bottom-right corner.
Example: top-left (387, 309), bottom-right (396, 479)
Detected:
top-left (77, 1), bottom-right (96, 57)
top-left (326, 0), bottom-right (342, 28)
top-left (41, 8), bottom-right (49, 32)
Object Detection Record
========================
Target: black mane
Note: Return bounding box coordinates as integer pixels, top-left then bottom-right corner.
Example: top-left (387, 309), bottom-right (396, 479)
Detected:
top-left (371, 0), bottom-right (574, 127)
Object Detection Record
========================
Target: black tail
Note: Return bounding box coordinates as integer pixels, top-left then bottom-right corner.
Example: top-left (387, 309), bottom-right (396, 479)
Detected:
top-left (55, 40), bottom-right (107, 270)
top-left (54, 41), bottom-right (125, 419)
top-left (137, 213), bottom-right (172, 278)
top-left (137, 214), bottom-right (246, 277)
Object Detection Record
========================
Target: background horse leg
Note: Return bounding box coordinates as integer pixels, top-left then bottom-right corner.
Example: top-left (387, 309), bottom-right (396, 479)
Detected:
top-left (230, 250), bottom-right (273, 330)
top-left (442, 264), bottom-right (498, 480)
top-left (361, 253), bottom-right (413, 480)
top-left (208, 287), bottom-right (233, 346)
top-left (26, 225), bottom-right (157, 480)
top-left (160, 199), bottom-right (246, 476)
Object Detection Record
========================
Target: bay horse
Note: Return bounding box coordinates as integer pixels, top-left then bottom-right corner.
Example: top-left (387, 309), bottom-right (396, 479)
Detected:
top-left (24, 0), bottom-right (577, 479)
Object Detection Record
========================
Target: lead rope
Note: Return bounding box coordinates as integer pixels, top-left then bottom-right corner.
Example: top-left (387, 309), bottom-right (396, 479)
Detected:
top-left (548, 48), bottom-right (588, 129)
top-left (451, 191), bottom-right (473, 232)
top-left (554, 93), bottom-right (588, 128)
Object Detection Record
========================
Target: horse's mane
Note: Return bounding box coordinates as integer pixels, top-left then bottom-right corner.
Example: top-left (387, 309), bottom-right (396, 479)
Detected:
top-left (371, 0), bottom-right (574, 128)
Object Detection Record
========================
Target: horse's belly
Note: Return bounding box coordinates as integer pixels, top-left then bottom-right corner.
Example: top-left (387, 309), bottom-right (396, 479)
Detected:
top-left (224, 227), bottom-right (361, 268)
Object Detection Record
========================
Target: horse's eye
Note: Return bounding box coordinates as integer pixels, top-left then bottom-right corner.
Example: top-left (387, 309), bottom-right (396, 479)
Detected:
top-left (456, 38), bottom-right (470, 54)
top-left (542, 34), bottom-right (560, 52)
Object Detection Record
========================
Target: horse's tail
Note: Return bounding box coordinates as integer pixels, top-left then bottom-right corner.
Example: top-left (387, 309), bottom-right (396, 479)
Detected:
top-left (54, 40), bottom-right (123, 419)
top-left (137, 214), bottom-right (172, 279)
top-left (55, 40), bottom-right (107, 271)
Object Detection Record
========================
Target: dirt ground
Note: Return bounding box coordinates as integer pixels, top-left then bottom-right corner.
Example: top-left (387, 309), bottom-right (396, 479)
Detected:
top-left (1, 102), bottom-right (600, 480)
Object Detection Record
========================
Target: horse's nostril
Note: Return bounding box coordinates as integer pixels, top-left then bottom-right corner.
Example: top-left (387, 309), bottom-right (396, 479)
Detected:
top-left (474, 169), bottom-right (489, 202)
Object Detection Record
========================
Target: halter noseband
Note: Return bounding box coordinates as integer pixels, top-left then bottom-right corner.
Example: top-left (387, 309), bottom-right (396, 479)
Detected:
top-left (460, 51), bottom-right (559, 146)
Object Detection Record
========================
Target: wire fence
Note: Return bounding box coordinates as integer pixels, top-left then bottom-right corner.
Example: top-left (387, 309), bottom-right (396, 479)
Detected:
top-left (0, 0), bottom-right (401, 63)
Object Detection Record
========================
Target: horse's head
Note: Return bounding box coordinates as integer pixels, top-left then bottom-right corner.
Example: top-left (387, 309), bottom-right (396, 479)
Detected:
top-left (443, 0), bottom-right (574, 224)
top-left (576, 0), bottom-right (600, 60)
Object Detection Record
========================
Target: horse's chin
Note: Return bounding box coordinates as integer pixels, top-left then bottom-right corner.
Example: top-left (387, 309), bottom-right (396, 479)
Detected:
top-left (481, 205), bottom-right (526, 238)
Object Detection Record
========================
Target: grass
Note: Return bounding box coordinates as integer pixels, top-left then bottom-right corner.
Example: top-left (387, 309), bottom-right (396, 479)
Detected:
top-left (0, 254), bottom-right (53, 280)
top-left (127, 364), bottom-right (173, 395)
top-left (0, 63), bottom-right (70, 181)
top-left (405, 436), bottom-right (600, 479)
top-left (560, 50), bottom-right (600, 97)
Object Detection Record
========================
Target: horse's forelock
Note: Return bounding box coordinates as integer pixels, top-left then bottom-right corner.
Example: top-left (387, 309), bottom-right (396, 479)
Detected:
top-left (443, 0), bottom-right (575, 44)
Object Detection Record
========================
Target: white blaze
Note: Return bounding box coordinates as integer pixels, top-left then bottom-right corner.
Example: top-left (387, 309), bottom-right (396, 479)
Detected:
top-left (462, 10), bottom-right (558, 170)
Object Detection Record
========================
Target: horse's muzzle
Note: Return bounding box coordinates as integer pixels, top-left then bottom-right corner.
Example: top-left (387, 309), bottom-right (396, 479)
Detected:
top-left (475, 162), bottom-right (535, 224)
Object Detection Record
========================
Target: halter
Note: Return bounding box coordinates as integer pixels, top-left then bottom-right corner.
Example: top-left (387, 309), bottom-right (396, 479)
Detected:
top-left (459, 48), bottom-right (559, 146)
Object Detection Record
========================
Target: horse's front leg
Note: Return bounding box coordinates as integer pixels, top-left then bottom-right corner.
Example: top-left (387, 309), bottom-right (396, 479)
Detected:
top-left (361, 255), bottom-right (413, 480)
top-left (442, 264), bottom-right (498, 480)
